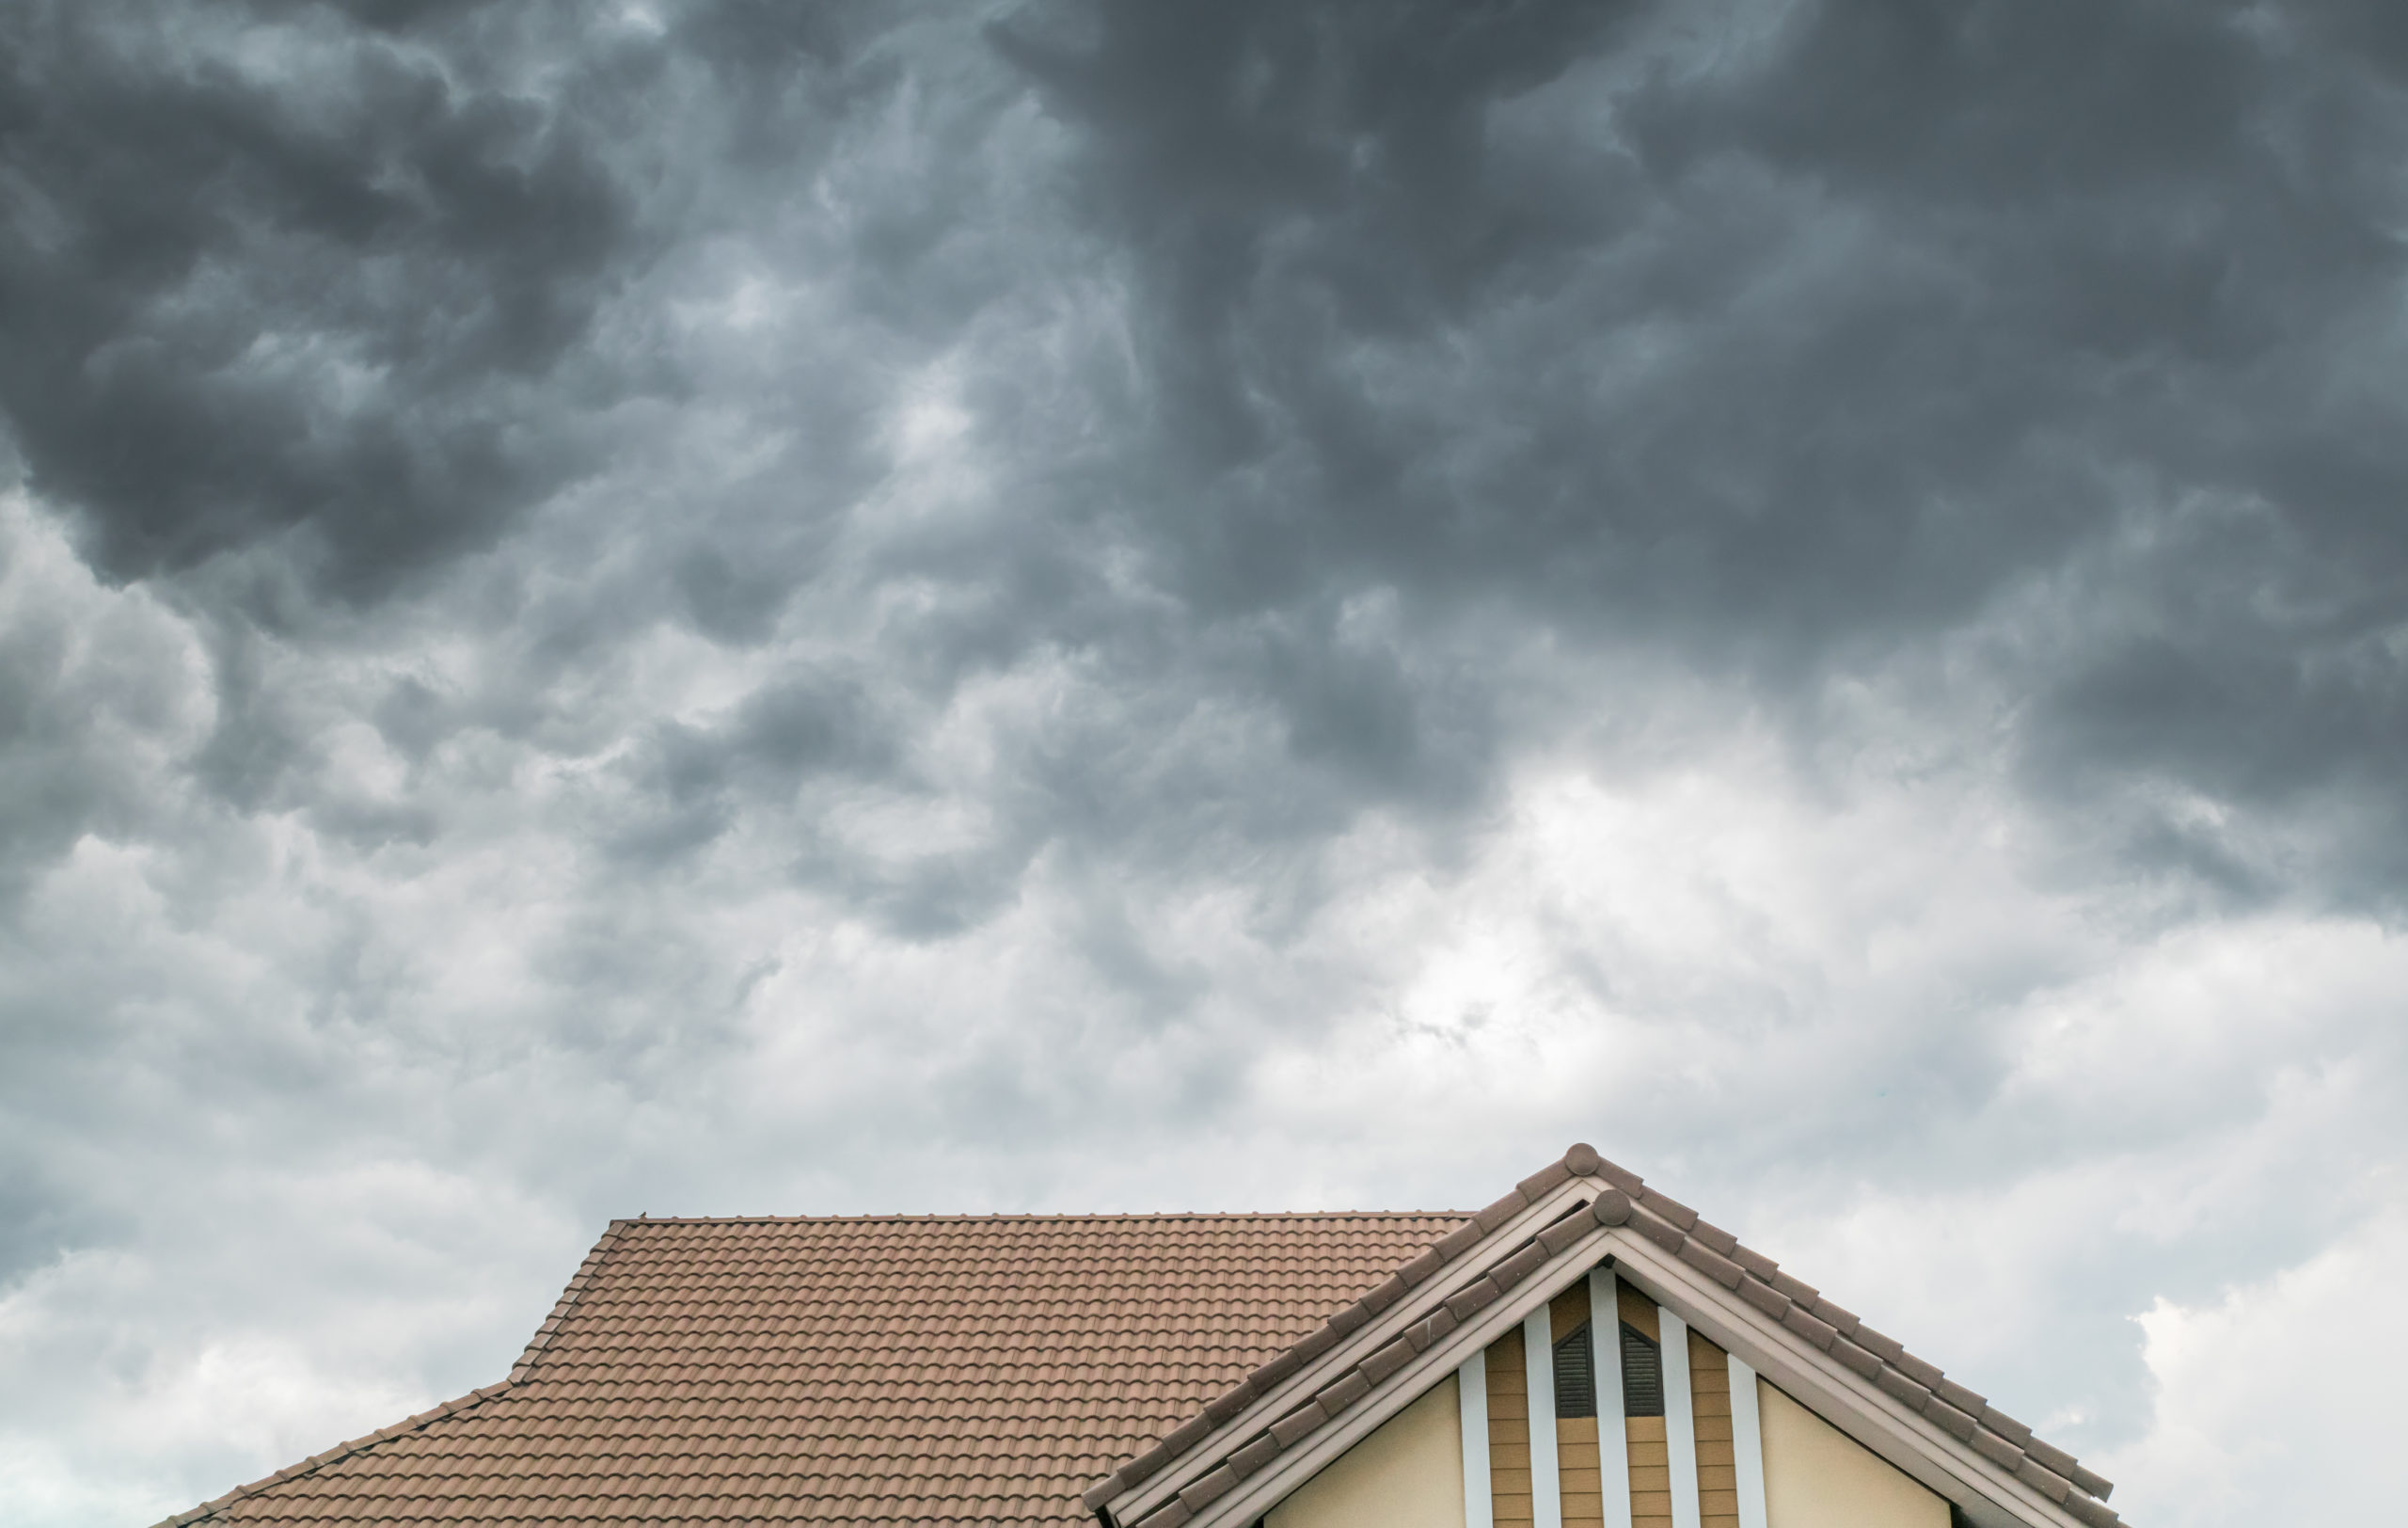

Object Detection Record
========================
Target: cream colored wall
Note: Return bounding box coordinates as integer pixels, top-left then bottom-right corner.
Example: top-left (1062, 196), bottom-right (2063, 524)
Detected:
top-left (1757, 1381), bottom-right (1947, 1528)
top-left (1267, 1377), bottom-right (1466, 1528)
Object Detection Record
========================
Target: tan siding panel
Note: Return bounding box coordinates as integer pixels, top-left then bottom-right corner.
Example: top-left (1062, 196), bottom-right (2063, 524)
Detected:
top-left (1560, 1413), bottom-right (1603, 1528)
top-left (1553, 1280), bottom-right (1592, 1344)
top-left (1616, 1283), bottom-right (1660, 1340)
top-left (1690, 1328), bottom-right (1740, 1528)
top-left (1626, 1407), bottom-right (1671, 1528)
top-left (1489, 1327), bottom-right (1533, 1526)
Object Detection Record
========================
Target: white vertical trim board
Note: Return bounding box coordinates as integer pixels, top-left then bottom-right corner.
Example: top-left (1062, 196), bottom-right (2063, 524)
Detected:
top-left (1460, 1351), bottom-right (1493, 1528)
top-left (1589, 1267), bottom-right (1633, 1528)
top-left (1524, 1307), bottom-right (1564, 1528)
top-left (1658, 1306), bottom-right (1702, 1528)
top-left (1727, 1354), bottom-right (1769, 1528)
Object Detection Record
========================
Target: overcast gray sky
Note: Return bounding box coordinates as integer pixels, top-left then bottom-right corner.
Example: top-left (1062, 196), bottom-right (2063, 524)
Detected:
top-left (3, 2), bottom-right (2403, 1522)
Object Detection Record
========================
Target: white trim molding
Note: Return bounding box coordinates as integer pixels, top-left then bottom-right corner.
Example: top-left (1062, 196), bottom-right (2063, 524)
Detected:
top-left (1590, 1268), bottom-right (1633, 1528)
top-left (1607, 1239), bottom-right (2076, 1528)
top-left (1112, 1178), bottom-right (1600, 1526)
top-left (1461, 1351), bottom-right (1493, 1528)
top-left (1524, 1308), bottom-right (1563, 1528)
top-left (1101, 1173), bottom-right (2101, 1528)
top-left (1659, 1306), bottom-right (1701, 1528)
top-left (1727, 1353), bottom-right (1768, 1528)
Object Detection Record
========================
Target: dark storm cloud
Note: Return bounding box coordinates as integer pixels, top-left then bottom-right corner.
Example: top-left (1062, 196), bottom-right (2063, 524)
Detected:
top-left (0, 0), bottom-right (913, 609)
top-left (0, 0), bottom-right (658, 597)
top-left (8, 0), bottom-right (2407, 889)
top-left (990, 0), bottom-right (2408, 899)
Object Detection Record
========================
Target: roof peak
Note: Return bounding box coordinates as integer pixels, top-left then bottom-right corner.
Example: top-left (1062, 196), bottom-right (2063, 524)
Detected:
top-left (1088, 1143), bottom-right (2122, 1528)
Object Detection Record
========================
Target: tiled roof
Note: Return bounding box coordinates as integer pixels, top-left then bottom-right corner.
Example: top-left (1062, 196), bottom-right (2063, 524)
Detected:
top-left (157, 1211), bottom-right (1462, 1527)
top-left (163, 1152), bottom-right (2123, 1528)
top-left (1087, 1147), bottom-right (2122, 1528)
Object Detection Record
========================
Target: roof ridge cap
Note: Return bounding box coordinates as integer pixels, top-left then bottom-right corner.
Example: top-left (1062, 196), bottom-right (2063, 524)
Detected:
top-left (147, 1382), bottom-right (515, 1528)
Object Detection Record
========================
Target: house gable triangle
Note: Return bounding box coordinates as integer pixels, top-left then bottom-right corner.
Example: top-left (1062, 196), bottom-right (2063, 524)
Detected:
top-left (1090, 1149), bottom-right (2123, 1528)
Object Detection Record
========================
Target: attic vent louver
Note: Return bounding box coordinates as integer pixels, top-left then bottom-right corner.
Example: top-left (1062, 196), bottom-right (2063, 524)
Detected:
top-left (1553, 1322), bottom-right (1597, 1419)
top-left (1620, 1321), bottom-right (1664, 1417)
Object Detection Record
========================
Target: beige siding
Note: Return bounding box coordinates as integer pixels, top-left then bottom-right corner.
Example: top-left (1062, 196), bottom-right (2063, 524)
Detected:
top-left (1267, 1378), bottom-right (1466, 1528)
top-left (1616, 1282), bottom-right (1660, 1340)
top-left (1489, 1325), bottom-right (1533, 1527)
top-left (1757, 1380), bottom-right (1948, 1528)
top-left (1688, 1328), bottom-right (1740, 1528)
top-left (1625, 1415), bottom-right (1672, 1528)
top-left (1559, 1416), bottom-right (1605, 1528)
top-left (1552, 1280), bottom-right (1592, 1344)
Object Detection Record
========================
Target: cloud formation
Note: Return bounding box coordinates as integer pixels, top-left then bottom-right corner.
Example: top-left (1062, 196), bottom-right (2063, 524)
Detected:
top-left (1, 3), bottom-right (2403, 1524)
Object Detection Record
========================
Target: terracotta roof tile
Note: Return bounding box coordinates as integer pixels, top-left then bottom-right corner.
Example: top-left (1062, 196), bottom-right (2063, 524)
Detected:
top-left (163, 1212), bottom-right (1460, 1528)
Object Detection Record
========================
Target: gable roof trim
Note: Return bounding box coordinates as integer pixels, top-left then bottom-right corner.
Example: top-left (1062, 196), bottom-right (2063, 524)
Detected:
top-left (1608, 1193), bottom-right (2115, 1516)
top-left (1129, 1186), bottom-right (1624, 1528)
top-left (1150, 1194), bottom-right (2115, 1528)
top-left (1089, 1151), bottom-right (1609, 1523)
top-left (1608, 1218), bottom-right (2112, 1528)
top-left (1092, 1149), bottom-right (2117, 1528)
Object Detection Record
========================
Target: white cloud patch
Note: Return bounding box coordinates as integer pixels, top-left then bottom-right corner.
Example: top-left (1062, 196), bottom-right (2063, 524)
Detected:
top-left (2108, 1204), bottom-right (2408, 1525)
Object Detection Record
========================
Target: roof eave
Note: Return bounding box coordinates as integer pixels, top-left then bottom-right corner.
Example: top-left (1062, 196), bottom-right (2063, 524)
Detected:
top-left (1609, 1232), bottom-right (2092, 1528)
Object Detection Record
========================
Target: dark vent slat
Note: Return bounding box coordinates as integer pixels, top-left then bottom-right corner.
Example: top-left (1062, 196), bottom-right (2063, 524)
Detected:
top-left (1552, 1322), bottom-right (1597, 1419)
top-left (1620, 1322), bottom-right (1664, 1418)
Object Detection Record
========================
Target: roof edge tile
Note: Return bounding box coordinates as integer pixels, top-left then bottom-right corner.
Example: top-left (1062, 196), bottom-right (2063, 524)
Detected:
top-left (154, 1381), bottom-right (516, 1527)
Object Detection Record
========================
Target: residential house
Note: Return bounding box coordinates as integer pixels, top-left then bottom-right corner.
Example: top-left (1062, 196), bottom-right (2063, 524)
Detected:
top-left (155, 1146), bottom-right (2122, 1527)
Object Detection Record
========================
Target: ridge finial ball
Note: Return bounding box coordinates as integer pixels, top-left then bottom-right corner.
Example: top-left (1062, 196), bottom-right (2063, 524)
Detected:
top-left (1565, 1142), bottom-right (1602, 1176)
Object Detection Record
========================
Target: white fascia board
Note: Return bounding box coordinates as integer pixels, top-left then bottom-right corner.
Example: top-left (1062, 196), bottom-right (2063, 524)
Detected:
top-left (1111, 1178), bottom-right (1606, 1524)
top-left (1728, 1353), bottom-right (1768, 1528)
top-left (1461, 1350), bottom-right (1493, 1528)
top-left (1658, 1307), bottom-right (1702, 1528)
top-left (1590, 1267), bottom-right (1632, 1528)
top-left (1179, 1200), bottom-right (1624, 1528)
top-left (1603, 1236), bottom-right (2085, 1528)
top-left (1524, 1308), bottom-right (1563, 1528)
